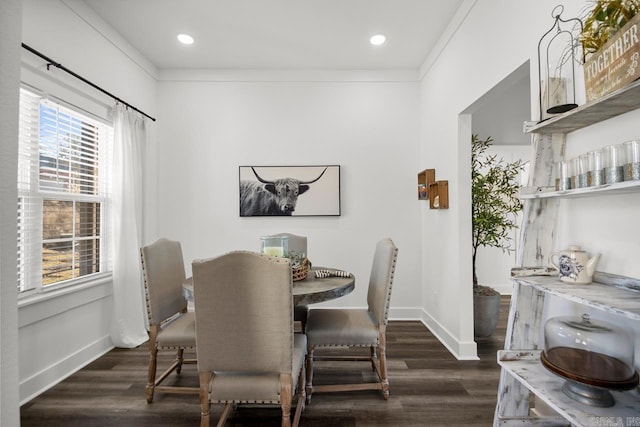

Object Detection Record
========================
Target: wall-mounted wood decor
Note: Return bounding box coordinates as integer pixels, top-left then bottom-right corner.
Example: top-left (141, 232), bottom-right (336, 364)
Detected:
top-left (429, 180), bottom-right (449, 209)
top-left (418, 169), bottom-right (449, 209)
top-left (417, 169), bottom-right (435, 200)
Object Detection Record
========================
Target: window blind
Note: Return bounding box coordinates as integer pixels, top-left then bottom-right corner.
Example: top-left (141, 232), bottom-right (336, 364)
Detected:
top-left (18, 88), bottom-right (43, 293)
top-left (18, 87), bottom-right (113, 293)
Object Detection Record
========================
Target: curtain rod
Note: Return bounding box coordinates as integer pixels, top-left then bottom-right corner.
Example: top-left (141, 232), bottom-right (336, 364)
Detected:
top-left (22, 43), bottom-right (156, 122)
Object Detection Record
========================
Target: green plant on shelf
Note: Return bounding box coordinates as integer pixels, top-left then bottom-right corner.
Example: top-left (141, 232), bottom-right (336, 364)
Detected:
top-left (580, 0), bottom-right (640, 57)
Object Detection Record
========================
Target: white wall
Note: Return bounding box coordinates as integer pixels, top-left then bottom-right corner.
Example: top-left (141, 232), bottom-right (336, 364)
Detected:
top-left (17, 0), bottom-right (158, 404)
top-left (420, 0), bottom-right (640, 358)
top-left (1, 0), bottom-right (23, 424)
top-left (473, 74), bottom-right (531, 147)
top-left (419, 0), bottom-right (586, 359)
top-left (154, 76), bottom-right (423, 315)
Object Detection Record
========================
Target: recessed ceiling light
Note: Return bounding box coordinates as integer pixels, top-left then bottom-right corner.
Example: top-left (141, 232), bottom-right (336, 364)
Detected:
top-left (177, 34), bottom-right (194, 45)
top-left (370, 34), bottom-right (386, 46)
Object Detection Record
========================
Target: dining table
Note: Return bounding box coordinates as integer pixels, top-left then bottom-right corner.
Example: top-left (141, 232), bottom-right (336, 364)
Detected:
top-left (181, 266), bottom-right (355, 309)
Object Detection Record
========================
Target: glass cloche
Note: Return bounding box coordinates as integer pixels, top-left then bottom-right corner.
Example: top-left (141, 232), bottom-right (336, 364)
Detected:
top-left (541, 313), bottom-right (639, 407)
top-left (260, 235), bottom-right (288, 257)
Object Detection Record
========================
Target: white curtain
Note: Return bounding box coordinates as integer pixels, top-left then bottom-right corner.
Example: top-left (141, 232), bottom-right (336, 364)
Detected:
top-left (110, 104), bottom-right (149, 348)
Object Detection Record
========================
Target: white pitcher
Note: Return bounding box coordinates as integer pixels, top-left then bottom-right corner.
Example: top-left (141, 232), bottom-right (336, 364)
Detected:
top-left (550, 245), bottom-right (600, 284)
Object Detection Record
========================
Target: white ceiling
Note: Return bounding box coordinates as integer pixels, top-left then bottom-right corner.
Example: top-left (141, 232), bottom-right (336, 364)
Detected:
top-left (82, 0), bottom-right (466, 70)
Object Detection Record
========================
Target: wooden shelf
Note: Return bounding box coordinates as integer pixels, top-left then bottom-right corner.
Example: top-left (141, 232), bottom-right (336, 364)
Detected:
top-left (512, 275), bottom-right (640, 321)
top-left (418, 169), bottom-right (449, 208)
top-left (526, 79), bottom-right (640, 135)
top-left (498, 350), bottom-right (640, 427)
top-left (429, 180), bottom-right (448, 209)
top-left (520, 180), bottom-right (640, 199)
top-left (417, 169), bottom-right (435, 200)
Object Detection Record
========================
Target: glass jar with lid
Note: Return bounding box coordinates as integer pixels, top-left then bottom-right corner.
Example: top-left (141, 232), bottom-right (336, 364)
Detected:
top-left (260, 235), bottom-right (288, 257)
top-left (541, 313), bottom-right (638, 407)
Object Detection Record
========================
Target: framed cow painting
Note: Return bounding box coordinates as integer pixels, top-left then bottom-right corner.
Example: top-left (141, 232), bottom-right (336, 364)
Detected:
top-left (239, 165), bottom-right (340, 217)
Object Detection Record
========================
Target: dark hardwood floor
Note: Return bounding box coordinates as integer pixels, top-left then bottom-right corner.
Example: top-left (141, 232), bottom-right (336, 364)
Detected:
top-left (20, 297), bottom-right (509, 426)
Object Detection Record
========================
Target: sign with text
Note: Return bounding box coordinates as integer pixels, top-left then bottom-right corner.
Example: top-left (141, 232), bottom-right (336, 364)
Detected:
top-left (583, 13), bottom-right (640, 101)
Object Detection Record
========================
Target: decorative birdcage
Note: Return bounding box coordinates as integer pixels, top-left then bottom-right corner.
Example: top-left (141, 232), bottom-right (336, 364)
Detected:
top-left (538, 5), bottom-right (583, 121)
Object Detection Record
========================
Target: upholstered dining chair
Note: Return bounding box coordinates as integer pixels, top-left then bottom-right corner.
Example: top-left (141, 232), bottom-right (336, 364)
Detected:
top-left (192, 251), bottom-right (306, 427)
top-left (270, 233), bottom-right (309, 332)
top-left (304, 238), bottom-right (398, 402)
top-left (140, 238), bottom-right (197, 403)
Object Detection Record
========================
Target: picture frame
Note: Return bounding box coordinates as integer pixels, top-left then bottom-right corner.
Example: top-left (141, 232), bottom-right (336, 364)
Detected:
top-left (239, 165), bottom-right (340, 217)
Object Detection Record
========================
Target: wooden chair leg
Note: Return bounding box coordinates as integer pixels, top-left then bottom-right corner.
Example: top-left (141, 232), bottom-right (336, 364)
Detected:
top-left (293, 366), bottom-right (305, 427)
top-left (305, 347), bottom-right (314, 404)
top-left (146, 345), bottom-right (158, 403)
top-left (176, 348), bottom-right (184, 374)
top-left (199, 371), bottom-right (212, 427)
top-left (378, 332), bottom-right (389, 400)
top-left (370, 346), bottom-right (378, 372)
top-left (215, 403), bottom-right (233, 427)
top-left (280, 373), bottom-right (293, 427)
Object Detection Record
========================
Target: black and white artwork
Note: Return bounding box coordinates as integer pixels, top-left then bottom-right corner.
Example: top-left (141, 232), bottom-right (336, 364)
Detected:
top-left (239, 165), bottom-right (340, 217)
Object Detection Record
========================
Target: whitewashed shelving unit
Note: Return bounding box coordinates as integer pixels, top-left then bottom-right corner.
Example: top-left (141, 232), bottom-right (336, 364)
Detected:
top-left (521, 180), bottom-right (640, 200)
top-left (496, 274), bottom-right (640, 426)
top-left (498, 350), bottom-right (640, 427)
top-left (494, 79), bottom-right (640, 426)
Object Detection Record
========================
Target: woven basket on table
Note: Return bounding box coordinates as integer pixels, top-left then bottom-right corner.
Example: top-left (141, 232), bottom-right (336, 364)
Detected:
top-left (292, 258), bottom-right (310, 282)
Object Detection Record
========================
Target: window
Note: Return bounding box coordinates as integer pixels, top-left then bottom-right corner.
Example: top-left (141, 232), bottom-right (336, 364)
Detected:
top-left (18, 87), bottom-right (113, 294)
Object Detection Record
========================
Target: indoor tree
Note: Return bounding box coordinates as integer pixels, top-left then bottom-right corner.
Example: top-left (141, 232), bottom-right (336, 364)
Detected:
top-left (471, 134), bottom-right (525, 296)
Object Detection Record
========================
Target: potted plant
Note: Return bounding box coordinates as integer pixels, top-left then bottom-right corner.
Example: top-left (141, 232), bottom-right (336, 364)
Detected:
top-left (472, 134), bottom-right (524, 337)
top-left (580, 0), bottom-right (639, 57)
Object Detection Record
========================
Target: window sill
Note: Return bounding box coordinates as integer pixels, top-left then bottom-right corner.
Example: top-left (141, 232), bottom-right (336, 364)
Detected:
top-left (18, 273), bottom-right (113, 309)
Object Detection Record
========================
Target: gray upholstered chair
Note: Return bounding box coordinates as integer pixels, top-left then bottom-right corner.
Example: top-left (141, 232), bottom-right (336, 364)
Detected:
top-left (140, 238), bottom-right (197, 403)
top-left (269, 233), bottom-right (309, 332)
top-left (304, 238), bottom-right (398, 402)
top-left (192, 251), bottom-right (306, 427)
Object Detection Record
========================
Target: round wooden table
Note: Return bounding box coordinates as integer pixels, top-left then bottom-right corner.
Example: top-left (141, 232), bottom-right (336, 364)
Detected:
top-left (182, 267), bottom-right (355, 307)
top-left (293, 267), bottom-right (355, 305)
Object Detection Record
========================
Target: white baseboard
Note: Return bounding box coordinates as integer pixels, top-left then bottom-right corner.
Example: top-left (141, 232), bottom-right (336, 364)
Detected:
top-left (387, 307), bottom-right (423, 320)
top-left (20, 335), bottom-right (114, 405)
top-left (314, 306), bottom-right (479, 360)
top-left (420, 310), bottom-right (479, 360)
